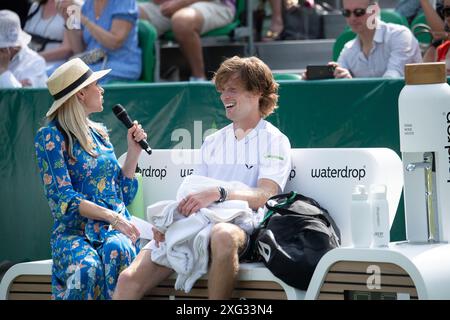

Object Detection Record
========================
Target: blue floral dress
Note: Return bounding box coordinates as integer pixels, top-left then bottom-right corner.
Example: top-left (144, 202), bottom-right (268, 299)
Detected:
top-left (34, 121), bottom-right (138, 299)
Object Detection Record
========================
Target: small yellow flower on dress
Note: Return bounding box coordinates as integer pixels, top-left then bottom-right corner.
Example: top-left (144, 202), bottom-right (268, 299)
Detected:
top-left (94, 285), bottom-right (102, 299)
top-left (97, 178), bottom-right (106, 193)
top-left (60, 202), bottom-right (68, 213)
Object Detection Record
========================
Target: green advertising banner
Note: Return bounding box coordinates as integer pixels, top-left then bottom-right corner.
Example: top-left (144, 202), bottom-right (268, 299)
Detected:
top-left (0, 78), bottom-right (406, 263)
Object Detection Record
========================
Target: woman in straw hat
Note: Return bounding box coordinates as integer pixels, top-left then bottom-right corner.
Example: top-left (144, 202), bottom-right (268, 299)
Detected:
top-left (34, 58), bottom-right (146, 299)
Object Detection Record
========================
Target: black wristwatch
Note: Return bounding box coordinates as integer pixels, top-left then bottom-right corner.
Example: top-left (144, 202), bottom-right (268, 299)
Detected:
top-left (216, 186), bottom-right (228, 203)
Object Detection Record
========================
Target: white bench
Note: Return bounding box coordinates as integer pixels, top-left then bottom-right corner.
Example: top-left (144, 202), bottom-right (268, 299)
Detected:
top-left (0, 148), bottom-right (403, 300)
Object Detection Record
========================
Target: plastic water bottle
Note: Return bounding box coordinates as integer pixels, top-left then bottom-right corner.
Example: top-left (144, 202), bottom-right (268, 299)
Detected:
top-left (350, 185), bottom-right (372, 248)
top-left (370, 184), bottom-right (390, 247)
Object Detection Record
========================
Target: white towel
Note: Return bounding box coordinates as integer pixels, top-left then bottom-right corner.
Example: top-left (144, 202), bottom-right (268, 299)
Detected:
top-left (146, 175), bottom-right (255, 292)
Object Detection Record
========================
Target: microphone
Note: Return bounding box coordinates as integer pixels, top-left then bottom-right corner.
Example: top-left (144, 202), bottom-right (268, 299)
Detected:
top-left (112, 104), bottom-right (152, 155)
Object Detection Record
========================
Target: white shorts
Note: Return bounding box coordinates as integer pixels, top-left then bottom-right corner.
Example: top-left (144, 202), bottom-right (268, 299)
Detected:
top-left (139, 1), bottom-right (234, 35)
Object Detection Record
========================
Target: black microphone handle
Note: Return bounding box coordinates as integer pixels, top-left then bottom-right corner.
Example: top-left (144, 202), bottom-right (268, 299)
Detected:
top-left (121, 113), bottom-right (152, 155)
top-left (113, 104), bottom-right (152, 155)
top-left (138, 139), bottom-right (152, 155)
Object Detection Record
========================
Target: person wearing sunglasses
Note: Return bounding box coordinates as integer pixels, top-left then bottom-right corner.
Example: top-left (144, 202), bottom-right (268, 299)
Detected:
top-left (331, 0), bottom-right (422, 79)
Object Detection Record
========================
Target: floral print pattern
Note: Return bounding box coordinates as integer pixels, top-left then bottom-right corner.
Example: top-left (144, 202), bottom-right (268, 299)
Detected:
top-left (35, 121), bottom-right (138, 299)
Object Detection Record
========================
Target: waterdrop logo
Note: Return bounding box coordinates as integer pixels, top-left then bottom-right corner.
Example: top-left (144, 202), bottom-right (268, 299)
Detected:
top-left (366, 4), bottom-right (379, 30)
top-left (310, 165), bottom-right (366, 180)
top-left (445, 112), bottom-right (450, 183)
top-left (366, 265), bottom-right (381, 290)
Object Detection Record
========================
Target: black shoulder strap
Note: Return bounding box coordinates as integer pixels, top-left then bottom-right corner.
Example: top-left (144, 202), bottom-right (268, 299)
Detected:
top-left (26, 3), bottom-right (42, 22)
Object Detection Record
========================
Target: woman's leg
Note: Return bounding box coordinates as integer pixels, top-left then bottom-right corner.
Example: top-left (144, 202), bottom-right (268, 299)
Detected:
top-left (99, 232), bottom-right (137, 299)
top-left (52, 235), bottom-right (105, 300)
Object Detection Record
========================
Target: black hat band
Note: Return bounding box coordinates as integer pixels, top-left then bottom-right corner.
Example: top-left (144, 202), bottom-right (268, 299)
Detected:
top-left (52, 69), bottom-right (93, 100)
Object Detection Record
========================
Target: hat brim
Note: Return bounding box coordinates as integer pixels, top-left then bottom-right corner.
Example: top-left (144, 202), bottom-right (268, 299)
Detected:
top-left (0, 30), bottom-right (31, 48)
top-left (20, 30), bottom-right (31, 47)
top-left (46, 68), bottom-right (111, 117)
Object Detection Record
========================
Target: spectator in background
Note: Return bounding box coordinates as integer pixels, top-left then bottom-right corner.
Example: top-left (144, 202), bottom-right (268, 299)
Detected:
top-left (0, 10), bottom-right (47, 88)
top-left (396, 1), bottom-right (444, 25)
top-left (396, 0), bottom-right (422, 25)
top-left (138, 0), bottom-right (235, 81)
top-left (56, 0), bottom-right (141, 83)
top-left (24, 0), bottom-right (73, 73)
top-left (420, 0), bottom-right (450, 72)
top-left (263, 0), bottom-right (284, 41)
top-left (330, 0), bottom-right (422, 78)
top-left (263, 0), bottom-right (315, 41)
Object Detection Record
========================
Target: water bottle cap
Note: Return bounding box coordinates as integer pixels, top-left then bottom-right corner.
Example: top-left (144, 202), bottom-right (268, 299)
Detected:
top-left (405, 63), bottom-right (446, 85)
top-left (352, 185), bottom-right (368, 200)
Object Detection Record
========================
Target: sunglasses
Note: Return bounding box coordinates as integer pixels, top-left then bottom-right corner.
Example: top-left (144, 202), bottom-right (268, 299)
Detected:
top-left (443, 7), bottom-right (450, 17)
top-left (341, 8), bottom-right (367, 18)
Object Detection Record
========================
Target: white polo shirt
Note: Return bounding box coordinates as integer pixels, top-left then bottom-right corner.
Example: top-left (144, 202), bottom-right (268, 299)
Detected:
top-left (195, 119), bottom-right (291, 191)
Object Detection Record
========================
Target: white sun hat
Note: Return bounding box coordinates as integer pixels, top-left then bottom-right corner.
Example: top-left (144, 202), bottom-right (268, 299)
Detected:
top-left (46, 58), bottom-right (111, 117)
top-left (0, 10), bottom-right (31, 48)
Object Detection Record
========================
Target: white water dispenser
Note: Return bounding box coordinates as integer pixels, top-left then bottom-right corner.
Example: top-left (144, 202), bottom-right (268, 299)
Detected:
top-left (399, 62), bottom-right (450, 243)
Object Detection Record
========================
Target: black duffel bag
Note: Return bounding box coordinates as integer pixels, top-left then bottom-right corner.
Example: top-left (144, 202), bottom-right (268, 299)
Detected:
top-left (255, 191), bottom-right (341, 290)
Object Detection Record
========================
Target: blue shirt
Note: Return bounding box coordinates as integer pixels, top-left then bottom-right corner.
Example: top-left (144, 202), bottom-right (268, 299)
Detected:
top-left (82, 0), bottom-right (141, 82)
top-left (338, 20), bottom-right (422, 78)
top-left (395, 0), bottom-right (421, 19)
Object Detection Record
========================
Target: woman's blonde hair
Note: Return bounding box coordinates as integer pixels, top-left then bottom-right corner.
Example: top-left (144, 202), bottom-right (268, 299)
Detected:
top-left (213, 56), bottom-right (279, 118)
top-left (47, 93), bottom-right (106, 159)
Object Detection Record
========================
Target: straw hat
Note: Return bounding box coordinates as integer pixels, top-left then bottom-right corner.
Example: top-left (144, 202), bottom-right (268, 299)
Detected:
top-left (46, 58), bottom-right (110, 117)
top-left (0, 10), bottom-right (31, 48)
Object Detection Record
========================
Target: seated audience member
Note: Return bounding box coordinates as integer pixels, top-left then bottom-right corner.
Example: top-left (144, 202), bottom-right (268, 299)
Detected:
top-left (396, 0), bottom-right (422, 25)
top-left (57, 0), bottom-right (141, 83)
top-left (113, 56), bottom-right (292, 299)
top-left (0, 10), bottom-right (47, 88)
top-left (331, 0), bottom-right (422, 79)
top-left (420, 0), bottom-right (450, 72)
top-left (263, 0), bottom-right (284, 41)
top-left (24, 0), bottom-right (73, 71)
top-left (138, 0), bottom-right (235, 81)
